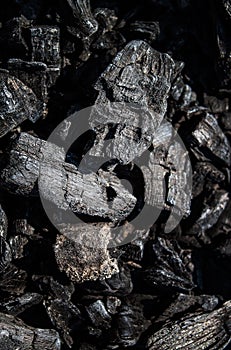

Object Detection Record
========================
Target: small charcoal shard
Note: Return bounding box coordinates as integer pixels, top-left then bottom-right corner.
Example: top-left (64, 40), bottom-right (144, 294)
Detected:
top-left (0, 70), bottom-right (43, 138)
top-left (0, 293), bottom-right (42, 316)
top-left (44, 298), bottom-right (83, 347)
top-left (54, 224), bottom-right (119, 283)
top-left (0, 133), bottom-right (136, 221)
top-left (9, 234), bottom-right (29, 260)
top-left (0, 236), bottom-right (12, 274)
top-left (30, 26), bottom-right (61, 67)
top-left (203, 94), bottom-right (229, 113)
top-left (188, 112), bottom-right (231, 166)
top-left (66, 0), bottom-right (98, 38)
top-left (140, 120), bottom-right (192, 232)
top-left (89, 40), bottom-right (175, 164)
top-left (0, 264), bottom-right (27, 295)
top-left (143, 237), bottom-right (195, 293)
top-left (0, 205), bottom-right (7, 238)
top-left (188, 189), bottom-right (229, 237)
top-left (145, 301), bottom-right (231, 350)
top-left (86, 300), bottom-right (112, 329)
top-left (0, 312), bottom-right (61, 349)
top-left (8, 59), bottom-right (58, 105)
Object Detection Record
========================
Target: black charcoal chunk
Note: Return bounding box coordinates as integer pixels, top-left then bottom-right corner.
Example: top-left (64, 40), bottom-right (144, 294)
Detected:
top-left (0, 236), bottom-right (12, 274)
top-left (143, 237), bottom-right (195, 293)
top-left (0, 312), bottom-right (61, 349)
top-left (30, 26), bottom-right (61, 67)
top-left (146, 301), bottom-right (231, 350)
top-left (44, 298), bottom-right (83, 347)
top-left (0, 70), bottom-right (43, 137)
top-left (86, 300), bottom-right (112, 329)
top-left (0, 205), bottom-right (7, 238)
top-left (0, 264), bottom-right (27, 295)
top-left (0, 293), bottom-right (42, 316)
top-left (0, 133), bottom-right (136, 221)
top-left (89, 40), bottom-right (175, 164)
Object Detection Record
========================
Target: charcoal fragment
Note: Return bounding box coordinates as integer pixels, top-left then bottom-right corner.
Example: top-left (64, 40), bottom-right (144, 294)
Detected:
top-left (146, 301), bottom-right (231, 350)
top-left (0, 312), bottom-right (61, 349)
top-left (0, 70), bottom-right (43, 138)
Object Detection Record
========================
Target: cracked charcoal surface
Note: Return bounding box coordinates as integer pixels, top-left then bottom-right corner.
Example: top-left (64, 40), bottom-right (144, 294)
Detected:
top-left (0, 0), bottom-right (231, 349)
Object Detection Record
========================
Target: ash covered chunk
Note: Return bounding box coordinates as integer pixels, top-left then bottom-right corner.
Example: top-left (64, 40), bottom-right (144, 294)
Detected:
top-left (55, 224), bottom-right (119, 283)
top-left (30, 26), bottom-right (61, 67)
top-left (0, 70), bottom-right (43, 138)
top-left (0, 312), bottom-right (61, 350)
top-left (146, 301), bottom-right (231, 350)
top-left (89, 40), bottom-right (175, 164)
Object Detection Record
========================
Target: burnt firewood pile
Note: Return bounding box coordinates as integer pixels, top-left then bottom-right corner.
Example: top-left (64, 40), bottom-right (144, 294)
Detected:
top-left (0, 0), bottom-right (231, 349)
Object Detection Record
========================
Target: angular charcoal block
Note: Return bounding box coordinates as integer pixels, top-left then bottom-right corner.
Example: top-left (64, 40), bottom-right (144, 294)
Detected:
top-left (0, 70), bottom-right (43, 138)
top-left (89, 40), bottom-right (176, 164)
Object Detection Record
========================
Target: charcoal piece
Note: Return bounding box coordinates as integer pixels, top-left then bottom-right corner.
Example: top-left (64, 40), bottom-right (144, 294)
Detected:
top-left (0, 293), bottom-right (42, 316)
top-left (0, 205), bottom-right (7, 238)
top-left (143, 237), bottom-right (195, 293)
top-left (0, 312), bottom-right (61, 349)
top-left (0, 236), bottom-right (12, 273)
top-left (192, 162), bottom-right (226, 197)
top-left (141, 120), bottom-right (191, 232)
top-left (54, 224), bottom-right (119, 283)
top-left (0, 70), bottom-right (43, 138)
top-left (32, 275), bottom-right (74, 301)
top-left (86, 300), bottom-right (112, 329)
top-left (127, 21), bottom-right (160, 43)
top-left (13, 218), bottom-right (35, 237)
top-left (8, 59), bottom-right (49, 104)
top-left (89, 40), bottom-right (175, 164)
top-left (0, 264), bottom-right (27, 295)
top-left (66, 0), bottom-right (98, 38)
top-left (145, 301), bottom-right (231, 350)
top-left (30, 26), bottom-right (61, 67)
top-left (9, 235), bottom-right (28, 260)
top-left (1, 133), bottom-right (136, 221)
top-left (109, 302), bottom-right (148, 347)
top-left (189, 112), bottom-right (231, 166)
top-left (188, 189), bottom-right (229, 237)
top-left (44, 298), bottom-right (83, 347)
top-left (156, 293), bottom-right (219, 323)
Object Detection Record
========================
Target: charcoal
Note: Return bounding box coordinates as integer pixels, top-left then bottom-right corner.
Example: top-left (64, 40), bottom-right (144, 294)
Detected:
top-left (0, 292), bottom-right (42, 316)
top-left (0, 236), bottom-right (12, 273)
top-left (0, 311), bottom-right (61, 349)
top-left (86, 300), bottom-right (112, 329)
top-left (145, 301), bottom-right (231, 350)
top-left (89, 40), bottom-right (175, 164)
top-left (54, 224), bottom-right (119, 283)
top-left (0, 205), bottom-right (7, 238)
top-left (0, 1), bottom-right (231, 349)
top-left (44, 298), bottom-right (83, 347)
top-left (30, 26), bottom-right (61, 67)
top-left (0, 264), bottom-right (27, 295)
top-left (143, 237), bottom-right (195, 293)
top-left (0, 70), bottom-right (43, 137)
top-left (188, 112), bottom-right (231, 166)
top-left (0, 133), bottom-right (136, 221)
